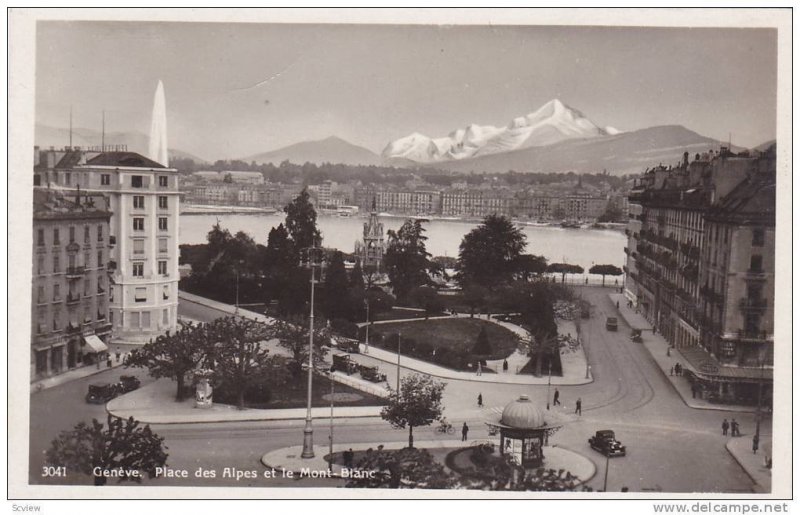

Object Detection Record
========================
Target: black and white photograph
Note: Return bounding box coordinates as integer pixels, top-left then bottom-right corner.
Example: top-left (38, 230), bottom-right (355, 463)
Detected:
top-left (7, 7), bottom-right (792, 509)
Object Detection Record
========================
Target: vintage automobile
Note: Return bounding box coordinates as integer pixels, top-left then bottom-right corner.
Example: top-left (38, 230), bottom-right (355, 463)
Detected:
top-left (359, 364), bottom-right (387, 383)
top-left (336, 339), bottom-right (361, 354)
top-left (85, 383), bottom-right (119, 404)
top-left (332, 353), bottom-right (359, 375)
top-left (117, 375), bottom-right (141, 393)
top-left (605, 317), bottom-right (618, 331)
top-left (589, 430), bottom-right (626, 457)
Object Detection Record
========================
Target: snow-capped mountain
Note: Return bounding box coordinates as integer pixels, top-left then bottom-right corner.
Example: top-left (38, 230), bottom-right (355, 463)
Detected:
top-left (382, 99), bottom-right (619, 164)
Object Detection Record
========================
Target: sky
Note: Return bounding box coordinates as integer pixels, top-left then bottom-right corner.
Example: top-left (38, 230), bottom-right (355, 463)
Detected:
top-left (35, 20), bottom-right (778, 161)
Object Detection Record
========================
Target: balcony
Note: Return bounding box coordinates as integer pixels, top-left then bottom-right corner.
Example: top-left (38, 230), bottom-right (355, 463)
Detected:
top-left (107, 261), bottom-right (117, 271)
top-left (65, 266), bottom-right (86, 278)
top-left (97, 286), bottom-right (106, 296)
top-left (744, 269), bottom-right (768, 281)
top-left (737, 329), bottom-right (771, 341)
top-left (739, 298), bottom-right (768, 312)
top-left (66, 293), bottom-right (81, 305)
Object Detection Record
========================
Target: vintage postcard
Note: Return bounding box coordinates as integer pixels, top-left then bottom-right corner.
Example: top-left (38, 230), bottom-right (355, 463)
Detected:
top-left (7, 7), bottom-right (793, 509)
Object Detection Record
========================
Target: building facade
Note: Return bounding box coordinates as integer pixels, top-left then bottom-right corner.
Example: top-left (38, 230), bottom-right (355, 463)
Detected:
top-left (624, 147), bottom-right (775, 404)
top-left (32, 189), bottom-right (112, 378)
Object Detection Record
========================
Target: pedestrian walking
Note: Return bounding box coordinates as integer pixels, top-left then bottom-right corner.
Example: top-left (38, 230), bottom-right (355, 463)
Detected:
top-left (344, 448), bottom-right (354, 468)
top-left (675, 363), bottom-right (682, 376)
top-left (670, 366), bottom-right (674, 376)
top-left (731, 419), bottom-right (740, 437)
top-left (616, 300), bottom-right (620, 309)
top-left (477, 393), bottom-right (483, 408)
top-left (752, 434), bottom-right (759, 454)
top-left (462, 422), bottom-right (469, 442)
top-left (503, 359), bottom-right (509, 372)
top-left (722, 418), bottom-right (729, 436)
top-left (115, 347), bottom-right (121, 363)
top-left (477, 362), bottom-right (482, 376)
top-left (691, 384), bottom-right (697, 398)
top-left (553, 388), bottom-right (561, 406)
top-left (575, 397), bottom-right (582, 416)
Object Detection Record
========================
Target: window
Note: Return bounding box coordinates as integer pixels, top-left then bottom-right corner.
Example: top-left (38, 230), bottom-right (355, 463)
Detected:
top-left (135, 287), bottom-right (147, 303)
top-left (132, 262), bottom-right (144, 277)
top-left (53, 256), bottom-right (60, 273)
top-left (752, 228), bottom-right (765, 247)
top-left (101, 174), bottom-right (110, 186)
top-left (158, 196), bottom-right (168, 209)
top-left (745, 314), bottom-right (761, 335)
top-left (34, 174), bottom-right (41, 186)
top-left (133, 218), bottom-right (145, 231)
top-left (130, 312), bottom-right (140, 328)
top-left (52, 308), bottom-right (60, 331)
top-left (133, 196), bottom-right (145, 209)
top-left (53, 283), bottom-right (60, 301)
top-left (37, 229), bottom-right (44, 246)
top-left (750, 255), bottom-right (763, 272)
top-left (37, 285), bottom-right (45, 303)
top-left (68, 254), bottom-right (76, 269)
top-left (142, 311), bottom-right (151, 329)
top-left (65, 172), bottom-right (71, 186)
top-left (84, 225), bottom-right (90, 243)
top-left (163, 285), bottom-right (170, 300)
top-left (131, 175), bottom-right (143, 188)
top-left (159, 176), bottom-right (168, 187)
top-left (97, 250), bottom-right (104, 268)
top-left (158, 217), bottom-right (168, 231)
top-left (37, 256), bottom-right (44, 275)
top-left (158, 238), bottom-right (168, 254)
top-left (158, 260), bottom-right (168, 276)
top-left (97, 225), bottom-right (103, 242)
top-left (133, 239), bottom-right (145, 255)
top-left (85, 251), bottom-right (91, 268)
top-left (53, 228), bottom-right (60, 245)
top-left (69, 226), bottom-right (75, 243)
top-left (162, 308), bottom-right (169, 325)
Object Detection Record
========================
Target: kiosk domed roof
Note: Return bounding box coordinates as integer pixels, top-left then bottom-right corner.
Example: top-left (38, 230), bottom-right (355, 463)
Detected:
top-left (500, 395), bottom-right (546, 429)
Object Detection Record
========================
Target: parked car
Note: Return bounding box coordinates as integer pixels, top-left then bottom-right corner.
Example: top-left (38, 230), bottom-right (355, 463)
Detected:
top-left (332, 353), bottom-right (359, 375)
top-left (117, 375), bottom-right (141, 393)
top-left (85, 383), bottom-right (118, 404)
top-left (605, 317), bottom-right (618, 331)
top-left (589, 430), bottom-right (626, 457)
top-left (359, 364), bottom-right (387, 383)
top-left (336, 339), bottom-right (361, 354)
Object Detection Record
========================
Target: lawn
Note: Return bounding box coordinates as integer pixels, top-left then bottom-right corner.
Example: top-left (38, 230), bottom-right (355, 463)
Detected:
top-left (371, 307), bottom-right (448, 322)
top-left (215, 371), bottom-right (387, 410)
top-left (369, 318), bottom-right (519, 370)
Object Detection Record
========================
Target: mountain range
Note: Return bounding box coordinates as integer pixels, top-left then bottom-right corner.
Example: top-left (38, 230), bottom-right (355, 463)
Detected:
top-left (34, 124), bottom-right (207, 163)
top-left (244, 136), bottom-right (381, 166)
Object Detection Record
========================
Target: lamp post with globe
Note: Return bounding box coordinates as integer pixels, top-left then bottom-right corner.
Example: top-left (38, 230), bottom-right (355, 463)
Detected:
top-left (299, 244), bottom-right (324, 459)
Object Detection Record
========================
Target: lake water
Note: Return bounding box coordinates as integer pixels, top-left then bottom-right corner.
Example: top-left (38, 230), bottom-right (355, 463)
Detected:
top-left (179, 213), bottom-right (626, 271)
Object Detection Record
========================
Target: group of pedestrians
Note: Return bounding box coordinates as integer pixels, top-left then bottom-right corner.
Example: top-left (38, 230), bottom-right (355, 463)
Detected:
top-left (721, 418), bottom-right (741, 437)
top-left (670, 362), bottom-right (684, 376)
top-left (553, 389), bottom-right (582, 415)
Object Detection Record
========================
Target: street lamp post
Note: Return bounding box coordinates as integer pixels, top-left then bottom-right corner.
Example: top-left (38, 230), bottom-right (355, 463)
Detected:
top-left (602, 453), bottom-right (610, 492)
top-left (329, 368), bottom-right (335, 472)
top-left (364, 299), bottom-right (370, 355)
top-left (300, 246), bottom-right (322, 459)
top-left (546, 362), bottom-right (552, 410)
top-left (396, 332), bottom-right (402, 393)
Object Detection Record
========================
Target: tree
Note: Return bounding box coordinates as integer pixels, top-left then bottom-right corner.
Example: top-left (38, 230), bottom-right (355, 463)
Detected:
top-left (597, 202), bottom-right (624, 223)
top-left (519, 330), bottom-right (560, 377)
top-left (384, 219), bottom-right (438, 301)
top-left (457, 214), bottom-right (527, 287)
top-left (365, 288), bottom-right (395, 318)
top-left (283, 188), bottom-right (321, 250)
top-left (432, 255), bottom-right (458, 270)
top-left (46, 415), bottom-right (167, 486)
top-left (272, 316), bottom-right (331, 379)
top-left (346, 447), bottom-right (457, 489)
top-left (205, 317), bottom-right (273, 409)
top-left (124, 323), bottom-right (209, 401)
top-left (472, 326), bottom-right (492, 356)
top-left (380, 373), bottom-right (446, 448)
top-left (349, 261), bottom-right (366, 291)
top-left (458, 451), bottom-right (586, 491)
top-left (406, 286), bottom-right (444, 319)
top-left (462, 284), bottom-right (489, 318)
top-left (514, 254), bottom-right (548, 281)
top-left (589, 264), bottom-right (623, 286)
top-left (546, 263), bottom-right (585, 284)
top-left (321, 251), bottom-right (353, 320)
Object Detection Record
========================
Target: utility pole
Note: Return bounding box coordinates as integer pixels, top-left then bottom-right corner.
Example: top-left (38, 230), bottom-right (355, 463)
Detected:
top-left (396, 332), bottom-right (402, 393)
top-left (300, 245), bottom-right (322, 459)
top-left (546, 362), bottom-right (552, 410)
top-left (329, 368), bottom-right (335, 472)
top-left (364, 299), bottom-right (370, 354)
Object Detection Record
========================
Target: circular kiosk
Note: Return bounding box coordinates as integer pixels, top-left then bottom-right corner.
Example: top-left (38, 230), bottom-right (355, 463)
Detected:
top-left (486, 395), bottom-right (572, 468)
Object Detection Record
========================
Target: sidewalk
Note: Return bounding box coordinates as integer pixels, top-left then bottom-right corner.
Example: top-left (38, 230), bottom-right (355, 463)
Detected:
top-left (608, 293), bottom-right (756, 414)
top-left (107, 377), bottom-right (383, 425)
top-left (726, 435), bottom-right (772, 493)
top-left (31, 353), bottom-right (130, 393)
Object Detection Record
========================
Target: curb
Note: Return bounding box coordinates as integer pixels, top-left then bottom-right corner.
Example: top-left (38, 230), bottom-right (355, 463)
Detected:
top-left (105, 408), bottom-right (385, 425)
top-left (31, 361), bottom-right (128, 394)
top-left (724, 439), bottom-right (769, 493)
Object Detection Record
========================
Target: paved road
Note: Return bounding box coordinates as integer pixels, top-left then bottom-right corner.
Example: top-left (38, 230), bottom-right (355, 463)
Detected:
top-left (29, 288), bottom-right (767, 492)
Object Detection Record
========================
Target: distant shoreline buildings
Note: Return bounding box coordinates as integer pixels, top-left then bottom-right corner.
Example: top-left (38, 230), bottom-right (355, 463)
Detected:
top-left (624, 145), bottom-right (776, 406)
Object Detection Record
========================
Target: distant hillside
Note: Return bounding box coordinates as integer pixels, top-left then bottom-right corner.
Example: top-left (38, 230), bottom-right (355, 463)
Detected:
top-left (244, 136), bottom-right (381, 166)
top-left (394, 125), bottom-right (739, 176)
top-left (34, 124), bottom-right (207, 164)
top-left (753, 139), bottom-right (776, 152)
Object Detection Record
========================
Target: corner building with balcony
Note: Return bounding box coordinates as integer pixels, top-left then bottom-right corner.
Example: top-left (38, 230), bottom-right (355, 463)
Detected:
top-left (35, 148), bottom-right (181, 344)
top-left (624, 146), bottom-right (775, 404)
top-left (32, 189), bottom-right (112, 378)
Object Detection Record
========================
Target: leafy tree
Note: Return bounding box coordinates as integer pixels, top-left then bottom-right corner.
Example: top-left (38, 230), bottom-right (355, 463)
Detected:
top-left (472, 326), bottom-right (493, 356)
top-left (349, 261), bottom-right (366, 291)
top-left (271, 316), bottom-right (331, 379)
top-left (384, 219), bottom-right (438, 301)
top-left (205, 317), bottom-right (273, 409)
top-left (547, 263), bottom-right (585, 284)
top-left (458, 451), bottom-right (586, 491)
top-left (365, 288), bottom-right (395, 318)
top-left (346, 447), bottom-right (457, 489)
top-left (381, 373), bottom-right (446, 448)
top-left (457, 214), bottom-right (527, 287)
top-left (519, 330), bottom-right (560, 377)
top-left (322, 251), bottom-right (353, 320)
top-left (432, 256), bottom-right (458, 270)
top-left (462, 284), bottom-right (489, 318)
top-left (406, 286), bottom-right (444, 319)
top-left (589, 264), bottom-right (623, 286)
top-left (46, 415), bottom-right (167, 486)
top-left (597, 202), bottom-right (624, 223)
top-left (283, 188), bottom-right (322, 250)
top-left (124, 323), bottom-right (210, 401)
top-left (514, 254), bottom-right (548, 281)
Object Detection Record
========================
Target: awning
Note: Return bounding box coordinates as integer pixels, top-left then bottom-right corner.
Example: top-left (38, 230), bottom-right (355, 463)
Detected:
top-left (83, 335), bottom-right (108, 354)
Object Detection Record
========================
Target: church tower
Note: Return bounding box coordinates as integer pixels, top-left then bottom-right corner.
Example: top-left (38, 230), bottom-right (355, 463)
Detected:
top-left (360, 198), bottom-right (384, 271)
